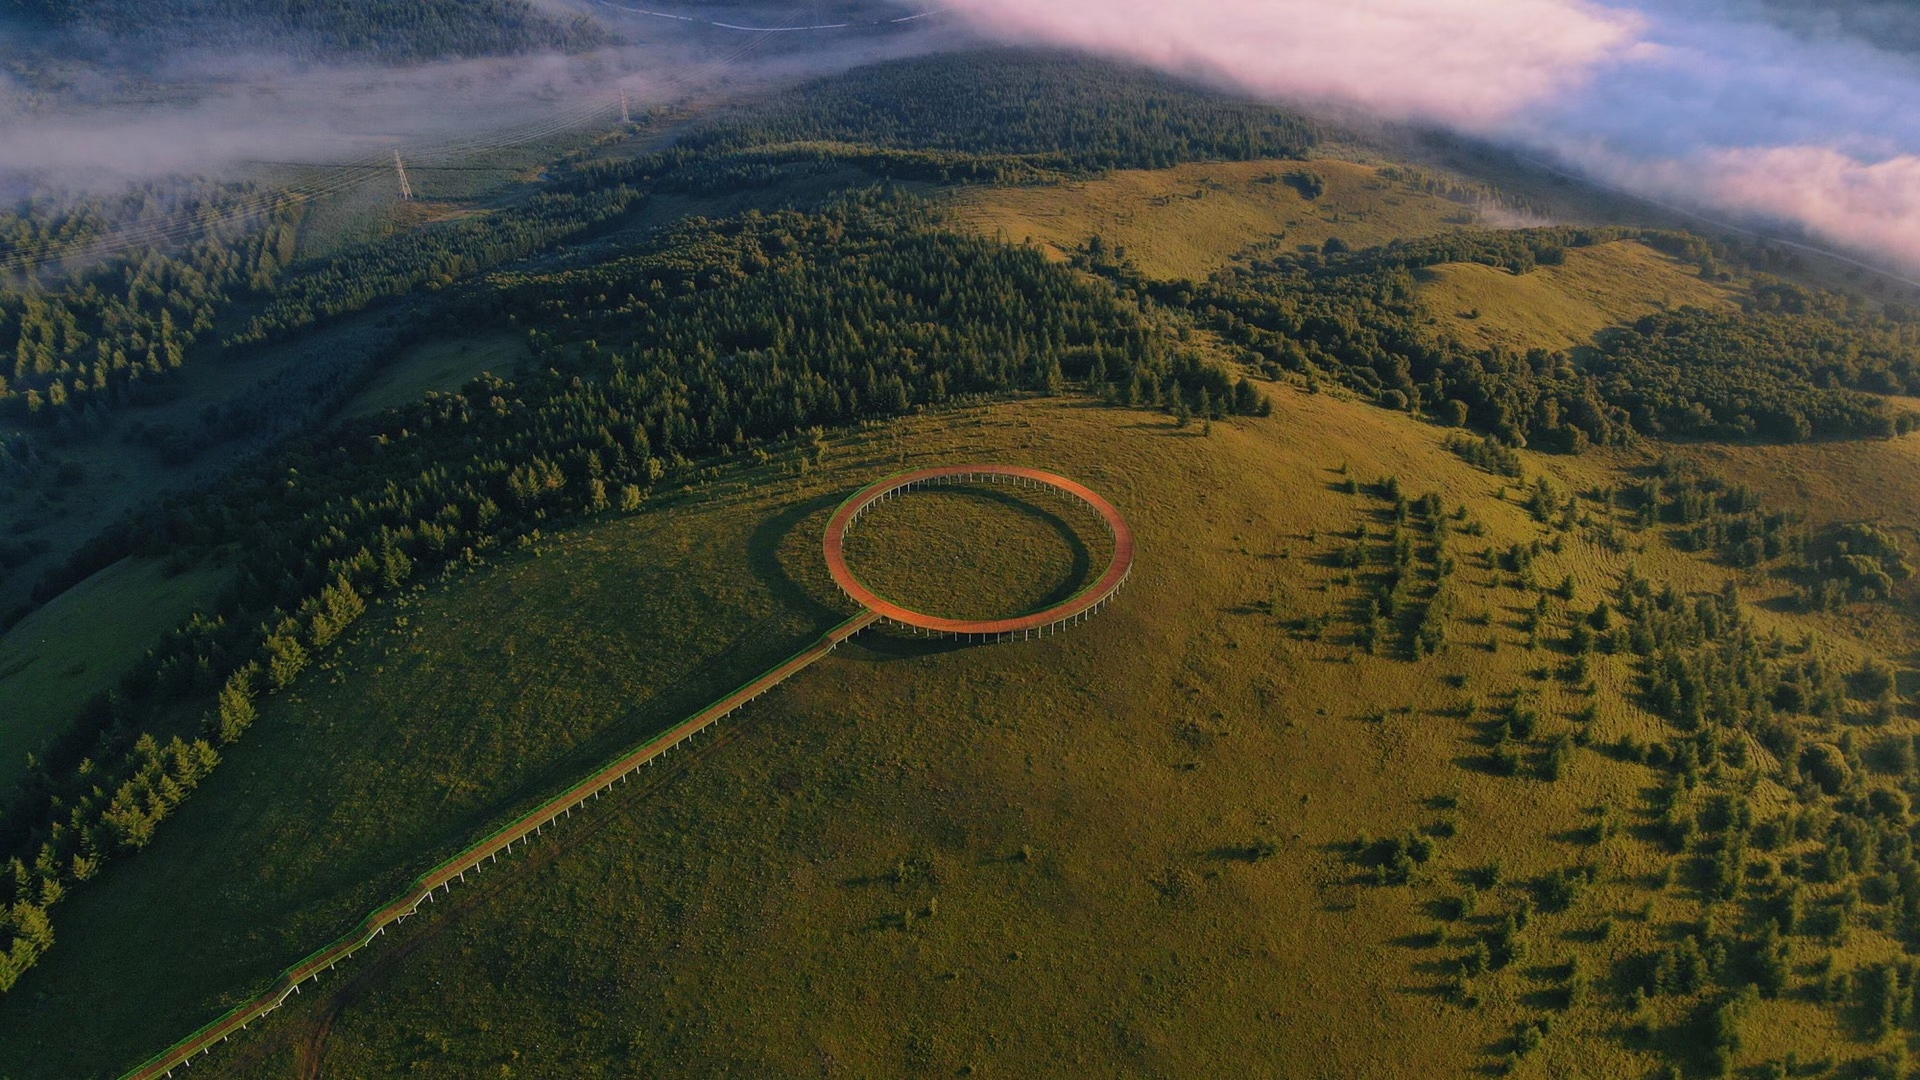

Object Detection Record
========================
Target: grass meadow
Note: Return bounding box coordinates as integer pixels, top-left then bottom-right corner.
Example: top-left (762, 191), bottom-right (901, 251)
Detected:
top-left (838, 482), bottom-right (1112, 622)
top-left (340, 333), bottom-right (531, 421)
top-left (949, 159), bottom-right (1476, 280)
top-left (4, 383), bottom-right (1907, 1078)
top-left (1414, 240), bottom-right (1738, 354)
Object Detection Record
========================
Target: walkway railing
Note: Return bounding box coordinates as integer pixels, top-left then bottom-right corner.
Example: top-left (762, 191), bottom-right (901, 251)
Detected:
top-left (121, 609), bottom-right (879, 1080)
top-left (121, 462), bottom-right (1135, 1079)
top-left (822, 465), bottom-right (1136, 640)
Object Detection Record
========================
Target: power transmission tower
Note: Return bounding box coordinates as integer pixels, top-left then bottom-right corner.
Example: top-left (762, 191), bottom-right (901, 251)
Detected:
top-left (392, 149), bottom-right (413, 202)
top-left (620, 90), bottom-right (631, 125)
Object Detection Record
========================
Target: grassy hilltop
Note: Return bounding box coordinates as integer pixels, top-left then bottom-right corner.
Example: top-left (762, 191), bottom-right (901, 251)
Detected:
top-left (5, 388), bottom-right (1916, 1078)
top-left (1, 47), bottom-right (1920, 1080)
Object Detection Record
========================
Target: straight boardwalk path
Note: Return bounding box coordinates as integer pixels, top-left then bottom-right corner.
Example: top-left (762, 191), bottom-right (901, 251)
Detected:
top-left (121, 463), bottom-right (1134, 1080)
top-left (121, 609), bottom-right (879, 1080)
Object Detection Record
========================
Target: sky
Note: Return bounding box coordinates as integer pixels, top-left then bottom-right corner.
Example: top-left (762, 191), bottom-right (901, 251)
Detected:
top-left (3, 0), bottom-right (1917, 277)
top-left (946, 0), bottom-right (1920, 275)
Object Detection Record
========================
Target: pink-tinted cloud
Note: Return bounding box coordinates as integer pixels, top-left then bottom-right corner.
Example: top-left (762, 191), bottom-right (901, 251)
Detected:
top-left (946, 0), bottom-right (1645, 127)
top-left (945, 0), bottom-right (1920, 279)
top-left (1631, 147), bottom-right (1920, 276)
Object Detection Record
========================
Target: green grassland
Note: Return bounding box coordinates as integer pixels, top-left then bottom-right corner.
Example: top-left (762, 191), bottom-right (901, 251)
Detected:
top-left (7, 385), bottom-right (1910, 1078)
top-left (0, 557), bottom-right (227, 788)
top-left (341, 333), bottom-right (530, 420)
top-left (0, 470), bottom-right (856, 1078)
top-left (1677, 434), bottom-right (1920, 661)
top-left (6, 51), bottom-right (1920, 1080)
top-left (839, 482), bottom-right (1112, 621)
top-left (949, 159), bottom-right (1476, 280)
top-left (1415, 240), bottom-right (1739, 353)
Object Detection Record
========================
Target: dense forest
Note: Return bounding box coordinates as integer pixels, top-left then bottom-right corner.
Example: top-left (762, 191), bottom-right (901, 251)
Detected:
top-left (226, 184), bottom-right (647, 348)
top-left (682, 50), bottom-right (1321, 171)
top-left (0, 49), bottom-right (1324, 436)
top-left (1, 0), bottom-right (606, 59)
top-left (0, 181), bottom-right (275, 273)
top-left (0, 191), bottom-right (301, 430)
top-left (1084, 228), bottom-right (1920, 449)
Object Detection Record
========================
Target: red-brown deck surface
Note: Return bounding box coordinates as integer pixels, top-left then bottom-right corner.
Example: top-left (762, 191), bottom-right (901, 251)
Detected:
top-left (823, 464), bottom-right (1135, 636)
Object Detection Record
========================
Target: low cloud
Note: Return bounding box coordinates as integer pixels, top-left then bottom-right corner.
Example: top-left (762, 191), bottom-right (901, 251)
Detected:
top-left (948, 0), bottom-right (1920, 276)
top-left (9, 1), bottom-right (1920, 277)
top-left (0, 13), bottom-right (940, 191)
top-left (1625, 146), bottom-right (1920, 276)
top-left (0, 52), bottom-right (602, 182)
top-left (948, 0), bottom-right (1644, 127)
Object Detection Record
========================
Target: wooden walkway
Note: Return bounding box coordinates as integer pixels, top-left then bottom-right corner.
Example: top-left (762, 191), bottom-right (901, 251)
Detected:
top-left (121, 462), bottom-right (1136, 1080)
top-left (823, 465), bottom-right (1135, 639)
top-left (122, 610), bottom-right (878, 1080)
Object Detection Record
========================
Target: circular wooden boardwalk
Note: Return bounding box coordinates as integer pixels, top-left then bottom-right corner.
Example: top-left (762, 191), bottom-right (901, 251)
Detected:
top-left (823, 464), bottom-right (1135, 640)
top-left (124, 464), bottom-right (1131, 1079)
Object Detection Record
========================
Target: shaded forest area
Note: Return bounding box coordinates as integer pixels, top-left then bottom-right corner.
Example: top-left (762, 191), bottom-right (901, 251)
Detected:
top-left (680, 50), bottom-right (1322, 169)
top-left (0, 189), bottom-right (300, 431)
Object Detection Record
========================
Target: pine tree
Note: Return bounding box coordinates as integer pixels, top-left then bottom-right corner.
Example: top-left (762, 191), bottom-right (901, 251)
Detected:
top-left (265, 631), bottom-right (308, 691)
top-left (210, 667), bottom-right (258, 745)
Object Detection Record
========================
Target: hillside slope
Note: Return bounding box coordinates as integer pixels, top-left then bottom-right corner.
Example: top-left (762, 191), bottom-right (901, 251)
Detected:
top-left (4, 47), bottom-right (1920, 1080)
top-left (11, 389), bottom-right (1915, 1078)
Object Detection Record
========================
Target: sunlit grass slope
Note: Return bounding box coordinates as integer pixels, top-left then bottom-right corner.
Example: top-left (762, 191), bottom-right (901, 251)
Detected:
top-left (15, 391), bottom-right (1877, 1079)
top-left (950, 159), bottom-right (1474, 279)
top-left (1415, 240), bottom-right (1739, 353)
top-left (0, 478), bottom-right (850, 1078)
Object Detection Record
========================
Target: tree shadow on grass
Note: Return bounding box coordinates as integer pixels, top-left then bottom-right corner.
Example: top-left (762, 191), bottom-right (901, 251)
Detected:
top-left (954, 485), bottom-right (1097, 616)
top-left (1394, 979), bottom-right (1457, 1001)
top-left (1390, 929), bottom-right (1446, 950)
top-left (746, 487), bottom-right (858, 626)
top-left (740, 490), bottom-right (969, 662)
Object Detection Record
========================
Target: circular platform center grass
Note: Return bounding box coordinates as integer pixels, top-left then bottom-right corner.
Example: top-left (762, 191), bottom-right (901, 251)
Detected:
top-left (837, 483), bottom-right (1112, 621)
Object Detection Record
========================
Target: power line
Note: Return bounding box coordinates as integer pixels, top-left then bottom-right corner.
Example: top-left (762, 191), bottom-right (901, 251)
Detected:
top-left (392, 149), bottom-right (413, 201)
top-left (0, 4), bottom-right (810, 275)
top-left (238, 161), bottom-right (526, 171)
